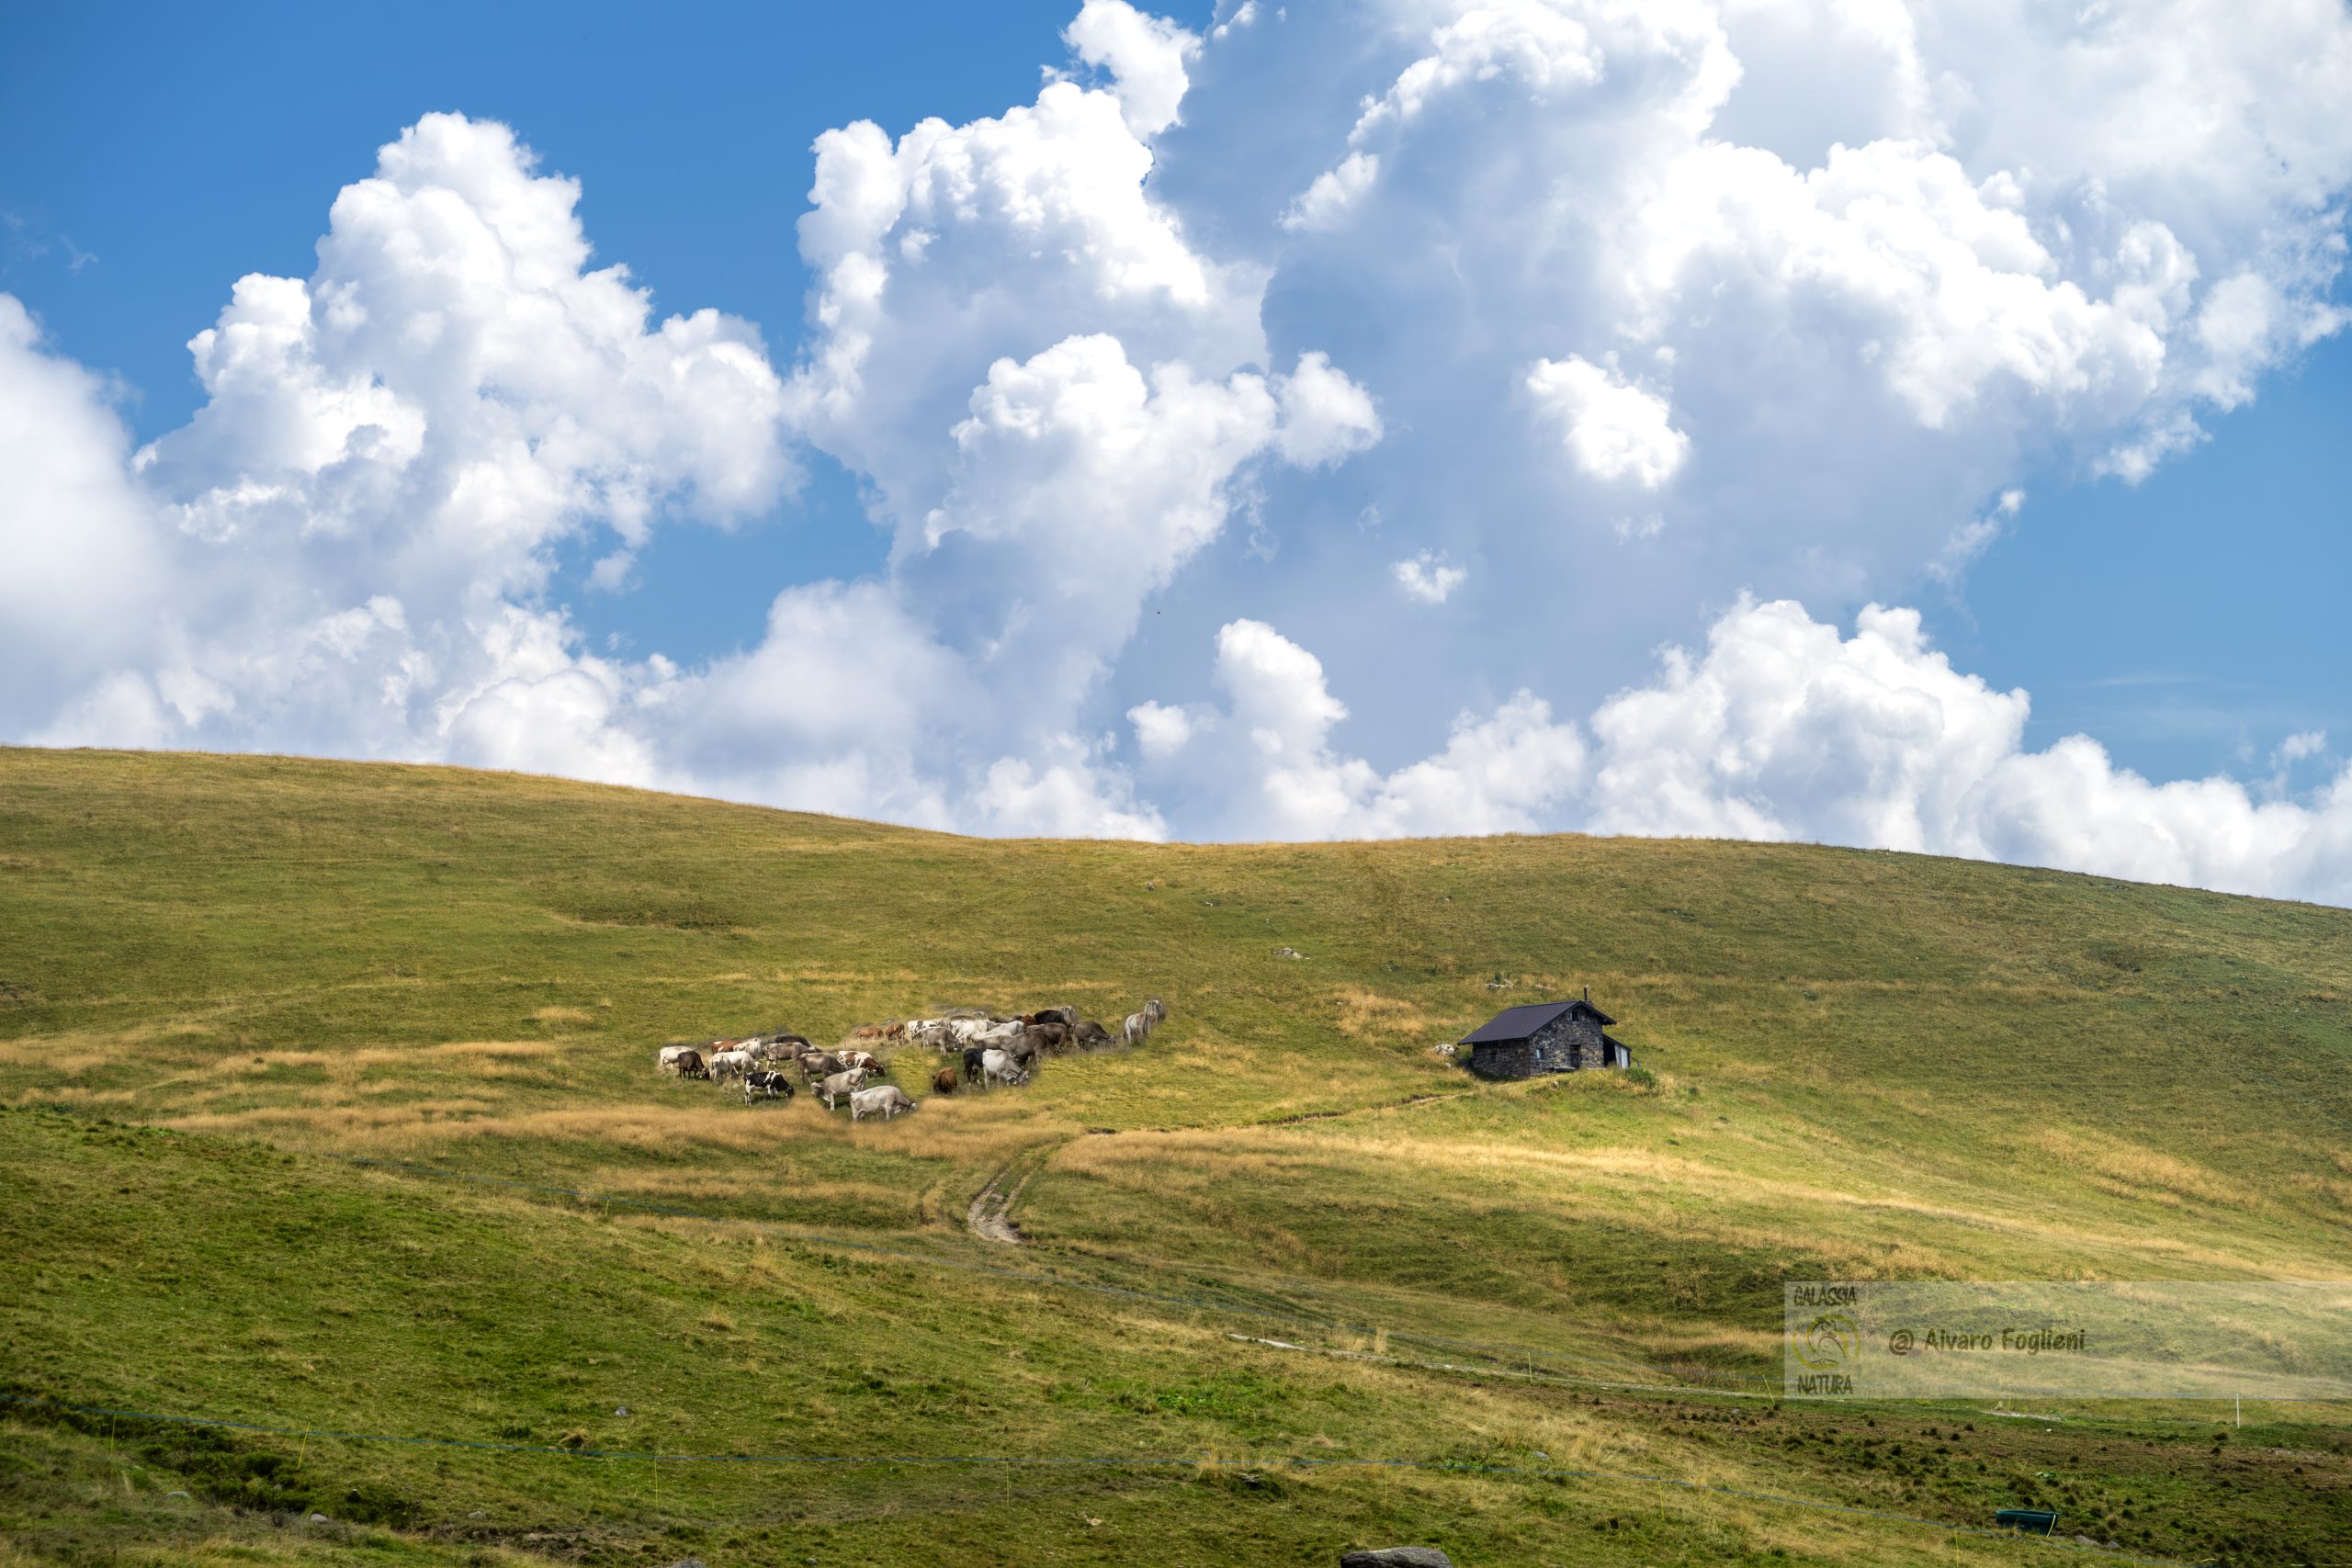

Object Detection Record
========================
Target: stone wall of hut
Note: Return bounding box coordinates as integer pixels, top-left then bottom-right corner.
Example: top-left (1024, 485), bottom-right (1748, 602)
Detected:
top-left (1467, 1010), bottom-right (1608, 1078)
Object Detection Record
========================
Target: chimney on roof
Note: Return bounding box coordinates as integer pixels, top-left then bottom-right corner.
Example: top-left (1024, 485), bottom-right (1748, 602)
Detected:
top-left (1582, 986), bottom-right (1589, 1002)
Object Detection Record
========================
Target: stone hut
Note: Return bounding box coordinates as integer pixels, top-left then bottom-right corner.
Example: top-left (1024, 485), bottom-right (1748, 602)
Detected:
top-left (1458, 991), bottom-right (1631, 1079)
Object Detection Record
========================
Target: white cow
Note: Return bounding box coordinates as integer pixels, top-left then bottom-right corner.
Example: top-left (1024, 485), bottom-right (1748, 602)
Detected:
top-left (707, 1048), bottom-right (756, 1085)
top-left (657, 1045), bottom-right (697, 1076)
top-left (850, 1085), bottom-right (916, 1122)
top-left (1122, 1011), bottom-right (1152, 1046)
top-left (979, 1048), bottom-right (1028, 1089)
top-left (818, 1067), bottom-right (870, 1109)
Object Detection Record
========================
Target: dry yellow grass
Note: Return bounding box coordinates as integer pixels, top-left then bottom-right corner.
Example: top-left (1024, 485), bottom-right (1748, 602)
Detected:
top-left (2032, 1126), bottom-right (2263, 1211)
top-left (1331, 987), bottom-right (1438, 1043)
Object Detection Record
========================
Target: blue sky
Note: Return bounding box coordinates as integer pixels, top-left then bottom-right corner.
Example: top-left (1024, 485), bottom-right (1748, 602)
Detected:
top-left (1948, 331), bottom-right (2350, 783)
top-left (4, 1), bottom-right (2349, 901)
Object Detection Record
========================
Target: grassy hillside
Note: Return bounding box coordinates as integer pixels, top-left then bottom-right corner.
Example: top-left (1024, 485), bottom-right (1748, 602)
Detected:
top-left (2, 746), bottom-right (2347, 1566)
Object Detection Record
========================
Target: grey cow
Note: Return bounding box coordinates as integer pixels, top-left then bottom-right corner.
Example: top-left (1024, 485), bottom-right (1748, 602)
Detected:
top-left (849, 1085), bottom-right (915, 1122)
top-left (818, 1067), bottom-right (870, 1110)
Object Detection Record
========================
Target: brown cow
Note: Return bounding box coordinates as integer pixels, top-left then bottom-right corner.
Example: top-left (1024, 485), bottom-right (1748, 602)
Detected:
top-left (932, 1066), bottom-right (958, 1095)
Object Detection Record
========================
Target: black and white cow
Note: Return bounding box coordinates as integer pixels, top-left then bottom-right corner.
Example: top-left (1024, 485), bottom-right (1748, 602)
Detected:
top-left (743, 1069), bottom-right (794, 1104)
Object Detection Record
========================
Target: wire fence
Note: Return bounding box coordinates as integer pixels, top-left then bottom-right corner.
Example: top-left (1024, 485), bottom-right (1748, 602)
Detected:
top-left (314, 1146), bottom-right (2352, 1416)
top-left (0, 1391), bottom-right (2204, 1566)
top-left (315, 1147), bottom-right (1781, 1395)
top-left (11, 1118), bottom-right (2319, 1563)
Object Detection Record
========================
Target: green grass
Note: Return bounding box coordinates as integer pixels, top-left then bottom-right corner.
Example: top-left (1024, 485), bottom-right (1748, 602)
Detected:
top-left (2, 746), bottom-right (2348, 1566)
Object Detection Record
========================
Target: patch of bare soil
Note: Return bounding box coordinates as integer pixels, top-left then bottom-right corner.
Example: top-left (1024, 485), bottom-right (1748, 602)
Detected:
top-left (967, 1167), bottom-right (1033, 1245)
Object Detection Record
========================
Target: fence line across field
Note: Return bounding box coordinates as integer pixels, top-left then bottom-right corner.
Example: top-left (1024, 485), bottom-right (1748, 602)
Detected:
top-left (312, 1145), bottom-right (2352, 1407)
top-left (23, 1122), bottom-right (2327, 1559)
top-left (0, 1391), bottom-right (2203, 1567)
top-left (310, 1145), bottom-right (1779, 1393)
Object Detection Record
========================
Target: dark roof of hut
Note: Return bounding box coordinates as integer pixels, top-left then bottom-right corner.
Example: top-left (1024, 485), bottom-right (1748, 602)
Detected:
top-left (1458, 998), bottom-right (1616, 1043)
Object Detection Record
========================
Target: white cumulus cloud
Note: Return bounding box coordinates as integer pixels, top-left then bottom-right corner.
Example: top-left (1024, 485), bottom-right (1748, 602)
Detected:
top-left (1125, 618), bottom-right (1587, 840)
top-left (1392, 551), bottom-right (1466, 603)
top-left (1581, 598), bottom-right (2352, 904)
top-left (1064, 0), bottom-right (1203, 139)
top-left (1525, 354), bottom-right (1690, 489)
top-left (5, 2), bottom-right (2351, 899)
top-left (1281, 152), bottom-right (1381, 233)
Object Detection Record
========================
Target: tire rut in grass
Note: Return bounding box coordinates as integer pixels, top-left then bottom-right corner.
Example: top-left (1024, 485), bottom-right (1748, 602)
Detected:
top-left (967, 1164), bottom-right (1037, 1245)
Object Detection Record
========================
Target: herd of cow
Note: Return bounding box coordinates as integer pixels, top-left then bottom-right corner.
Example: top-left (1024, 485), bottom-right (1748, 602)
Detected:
top-left (653, 999), bottom-right (1168, 1125)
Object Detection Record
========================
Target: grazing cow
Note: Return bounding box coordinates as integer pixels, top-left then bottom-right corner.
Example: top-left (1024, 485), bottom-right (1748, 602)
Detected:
top-left (745, 1038), bottom-right (797, 1065)
top-left (1026, 1021), bottom-right (1070, 1054)
top-left (838, 1049), bottom-right (881, 1075)
top-left (933, 1066), bottom-right (958, 1095)
top-left (818, 1068), bottom-right (869, 1110)
top-left (850, 1084), bottom-right (916, 1122)
top-left (708, 1048), bottom-right (756, 1084)
top-left (743, 1069), bottom-right (794, 1104)
top-left (946, 1017), bottom-right (993, 1046)
top-left (1023, 1006), bottom-right (1076, 1028)
top-left (798, 1051), bottom-right (842, 1082)
top-left (666, 1048), bottom-right (707, 1080)
top-left (658, 1044), bottom-right (696, 1076)
top-left (962, 1044), bottom-right (987, 1084)
top-left (979, 1048), bottom-right (1027, 1089)
top-left (1009, 1035), bottom-right (1040, 1072)
top-left (883, 1021), bottom-right (909, 1042)
top-left (973, 1020), bottom-right (1023, 1051)
top-left (1074, 1018), bottom-right (1114, 1048)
